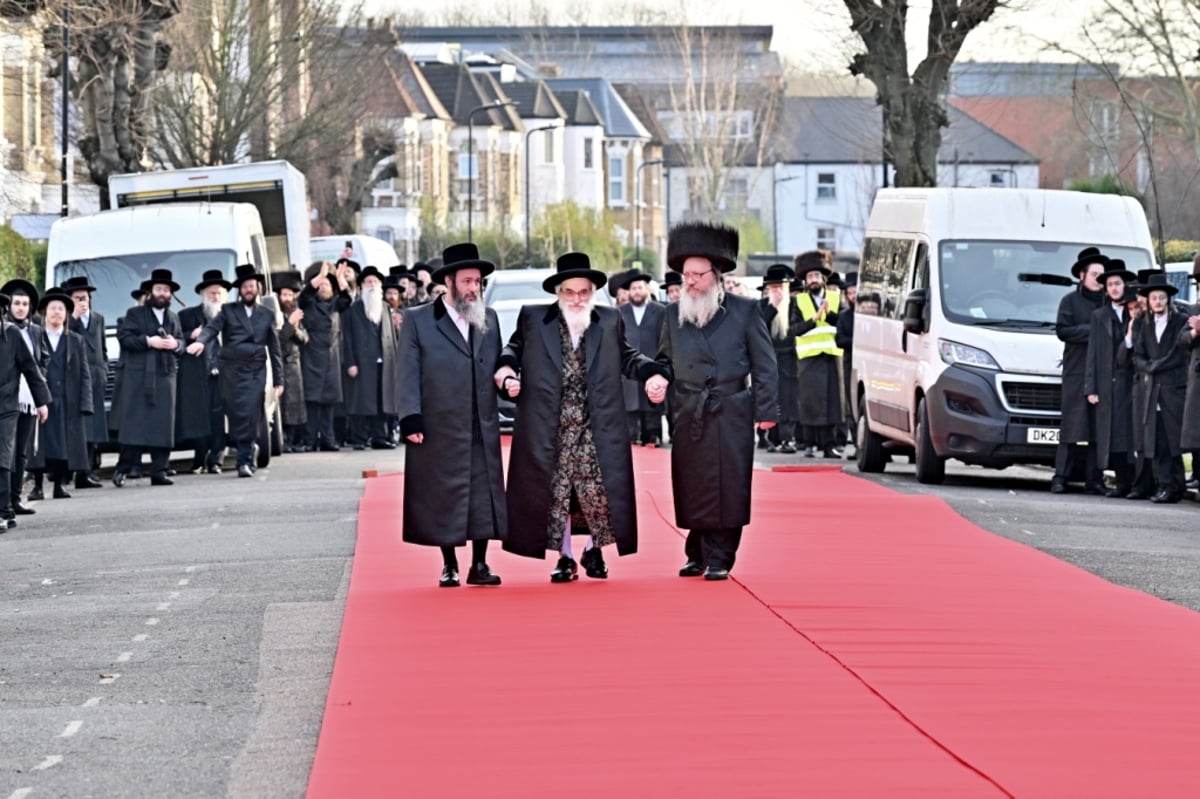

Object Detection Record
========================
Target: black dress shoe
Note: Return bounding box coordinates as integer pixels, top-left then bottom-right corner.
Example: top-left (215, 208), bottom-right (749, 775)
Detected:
top-left (318, 442), bottom-right (340, 452)
top-left (778, 442), bottom-right (797, 454)
top-left (53, 485), bottom-right (71, 499)
top-left (206, 464), bottom-right (222, 475)
top-left (1084, 483), bottom-right (1105, 496)
top-left (12, 503), bottom-right (35, 515)
top-left (129, 468), bottom-right (143, 479)
top-left (580, 547), bottom-right (608, 579)
top-left (111, 472), bottom-right (126, 488)
top-left (703, 566), bottom-right (730, 581)
top-left (678, 561), bottom-right (704, 577)
top-left (1150, 491), bottom-right (1180, 504)
top-left (439, 566), bottom-right (460, 588)
top-left (466, 563), bottom-right (502, 586)
top-left (1049, 477), bottom-right (1067, 494)
top-left (237, 464), bottom-right (253, 478)
top-left (1104, 486), bottom-right (1129, 498)
top-left (75, 474), bottom-right (103, 489)
top-left (766, 443), bottom-right (779, 453)
top-left (1125, 489), bottom-right (1151, 500)
top-left (166, 468), bottom-right (177, 477)
top-left (369, 438), bottom-right (396, 450)
top-left (150, 474), bottom-right (174, 486)
top-left (550, 556), bottom-right (578, 583)
top-left (352, 444), bottom-right (366, 451)
top-left (26, 487), bottom-right (44, 501)
top-left (4, 517), bottom-right (15, 529)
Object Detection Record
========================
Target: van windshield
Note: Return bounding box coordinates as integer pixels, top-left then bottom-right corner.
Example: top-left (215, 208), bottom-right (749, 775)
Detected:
top-left (939, 240), bottom-right (1153, 326)
top-left (53, 249), bottom-right (237, 325)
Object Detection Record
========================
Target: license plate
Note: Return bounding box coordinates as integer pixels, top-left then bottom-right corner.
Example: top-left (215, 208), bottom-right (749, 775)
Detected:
top-left (1027, 427), bottom-right (1059, 444)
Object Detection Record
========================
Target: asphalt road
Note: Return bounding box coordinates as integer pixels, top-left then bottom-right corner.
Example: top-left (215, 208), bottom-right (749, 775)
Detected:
top-left (3, 441), bottom-right (1197, 798)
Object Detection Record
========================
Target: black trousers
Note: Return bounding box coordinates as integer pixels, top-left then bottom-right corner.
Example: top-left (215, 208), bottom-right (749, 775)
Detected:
top-left (441, 540), bottom-right (490, 568)
top-left (0, 468), bottom-right (11, 520)
top-left (10, 413), bottom-right (36, 507)
top-left (1054, 441), bottom-right (1100, 486)
top-left (1151, 412), bottom-right (1185, 496)
top-left (118, 446), bottom-right (169, 476)
top-left (684, 527), bottom-right (744, 571)
top-left (195, 376), bottom-right (227, 468)
top-left (1107, 452), bottom-right (1135, 492)
top-left (627, 410), bottom-right (662, 444)
top-left (306, 402), bottom-right (337, 447)
top-left (801, 424), bottom-right (837, 451)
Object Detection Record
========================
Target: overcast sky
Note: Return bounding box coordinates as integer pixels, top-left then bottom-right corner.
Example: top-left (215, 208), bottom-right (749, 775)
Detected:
top-left (356, 0), bottom-right (1106, 71)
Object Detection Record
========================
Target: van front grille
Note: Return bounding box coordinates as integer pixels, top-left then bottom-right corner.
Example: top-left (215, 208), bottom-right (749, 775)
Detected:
top-left (1002, 382), bottom-right (1061, 412)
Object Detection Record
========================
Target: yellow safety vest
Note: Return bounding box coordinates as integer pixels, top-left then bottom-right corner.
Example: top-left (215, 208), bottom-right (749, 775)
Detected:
top-left (794, 290), bottom-right (843, 359)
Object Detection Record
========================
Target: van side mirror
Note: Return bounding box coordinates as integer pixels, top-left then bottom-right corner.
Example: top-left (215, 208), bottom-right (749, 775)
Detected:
top-left (902, 289), bottom-right (928, 335)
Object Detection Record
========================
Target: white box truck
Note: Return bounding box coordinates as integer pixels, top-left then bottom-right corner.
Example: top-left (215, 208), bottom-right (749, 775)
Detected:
top-left (108, 160), bottom-right (311, 272)
top-left (852, 188), bottom-right (1156, 483)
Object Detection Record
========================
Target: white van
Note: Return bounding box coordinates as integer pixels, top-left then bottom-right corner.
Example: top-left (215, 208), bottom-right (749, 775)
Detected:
top-left (852, 188), bottom-right (1156, 483)
top-left (310, 235), bottom-right (400, 270)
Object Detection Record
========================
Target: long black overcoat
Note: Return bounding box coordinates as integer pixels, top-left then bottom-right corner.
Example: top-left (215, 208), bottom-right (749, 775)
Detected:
top-left (0, 324), bottom-right (51, 470)
top-left (1178, 305), bottom-right (1200, 451)
top-left (499, 303), bottom-right (665, 559)
top-left (197, 302), bottom-right (283, 443)
top-left (299, 286), bottom-right (350, 404)
top-left (1122, 312), bottom-right (1189, 458)
top-left (656, 294), bottom-right (778, 529)
top-left (1084, 304), bottom-right (1135, 465)
top-left (761, 297), bottom-right (803, 422)
top-left (396, 297), bottom-right (507, 547)
top-left (341, 299), bottom-right (400, 416)
top-left (176, 305), bottom-right (220, 443)
top-left (1056, 286), bottom-right (1105, 443)
top-left (620, 300), bottom-right (666, 412)
top-left (114, 305), bottom-right (184, 449)
top-left (31, 330), bottom-right (94, 471)
top-left (70, 311), bottom-right (107, 443)
top-left (278, 316), bottom-right (308, 426)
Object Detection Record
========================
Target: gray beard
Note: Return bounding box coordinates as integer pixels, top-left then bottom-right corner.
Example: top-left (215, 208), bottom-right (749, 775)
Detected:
top-left (558, 298), bottom-right (594, 348)
top-left (769, 293), bottom-right (789, 340)
top-left (455, 295), bottom-right (488, 335)
top-left (203, 300), bottom-right (222, 320)
top-left (363, 288), bottom-right (383, 325)
top-left (678, 282), bottom-right (724, 328)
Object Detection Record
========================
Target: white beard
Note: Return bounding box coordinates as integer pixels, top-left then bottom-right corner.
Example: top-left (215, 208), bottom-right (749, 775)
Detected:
top-left (769, 292), bottom-right (789, 340)
top-left (203, 299), bottom-right (223, 320)
top-left (363, 287), bottom-right (383, 325)
top-left (678, 282), bottom-right (724, 329)
top-left (455, 295), bottom-right (488, 335)
top-left (558, 297), bottom-right (595, 349)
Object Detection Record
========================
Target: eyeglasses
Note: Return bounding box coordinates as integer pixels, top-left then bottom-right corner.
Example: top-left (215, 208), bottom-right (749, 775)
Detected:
top-left (683, 269), bottom-right (714, 283)
top-left (559, 288), bottom-right (593, 301)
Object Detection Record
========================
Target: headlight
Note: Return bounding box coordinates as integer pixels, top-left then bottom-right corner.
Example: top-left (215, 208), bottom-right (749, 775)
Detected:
top-left (938, 339), bottom-right (1001, 370)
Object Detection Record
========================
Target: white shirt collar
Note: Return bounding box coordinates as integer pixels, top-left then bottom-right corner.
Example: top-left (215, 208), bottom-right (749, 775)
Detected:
top-left (444, 300), bottom-right (470, 342)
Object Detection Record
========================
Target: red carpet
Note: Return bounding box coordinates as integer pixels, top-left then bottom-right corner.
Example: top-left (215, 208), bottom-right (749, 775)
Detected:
top-left (307, 448), bottom-right (1200, 798)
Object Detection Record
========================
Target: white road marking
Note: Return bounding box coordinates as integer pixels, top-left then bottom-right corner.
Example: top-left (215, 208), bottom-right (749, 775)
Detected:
top-left (156, 602), bottom-right (170, 611)
top-left (185, 566), bottom-right (197, 573)
top-left (82, 697), bottom-right (101, 708)
top-left (145, 618), bottom-right (159, 626)
top-left (976, 499), bottom-right (989, 505)
top-left (1021, 529), bottom-right (1037, 536)
top-left (132, 634), bottom-right (148, 642)
top-left (41, 579), bottom-right (53, 585)
top-left (98, 673), bottom-right (120, 684)
top-left (32, 755), bottom-right (62, 771)
top-left (177, 579), bottom-right (189, 586)
top-left (116, 652), bottom-right (132, 663)
top-left (8, 788), bottom-right (33, 799)
top-left (59, 721), bottom-right (83, 738)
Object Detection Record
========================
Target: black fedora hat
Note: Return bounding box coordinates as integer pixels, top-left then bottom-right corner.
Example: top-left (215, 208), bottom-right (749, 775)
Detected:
top-left (1137, 267), bottom-right (1165, 284)
top-left (62, 275), bottom-right (96, 294)
top-left (661, 271), bottom-right (682, 288)
top-left (624, 270), bottom-right (653, 287)
top-left (0, 278), bottom-right (39, 309)
top-left (359, 265), bottom-right (386, 285)
top-left (761, 263), bottom-right (795, 285)
top-left (131, 283), bottom-right (149, 301)
top-left (388, 264), bottom-right (409, 277)
top-left (1070, 246), bottom-right (1110, 279)
top-left (794, 250), bottom-right (832, 279)
top-left (270, 271), bottom-right (303, 293)
top-left (1138, 272), bottom-right (1178, 297)
top-left (1100, 259), bottom-right (1137, 285)
top-left (195, 269), bottom-right (232, 293)
top-left (146, 268), bottom-right (180, 292)
top-left (543, 252), bottom-right (608, 293)
top-left (432, 242), bottom-right (495, 283)
top-left (230, 263), bottom-right (264, 289)
top-left (39, 287), bottom-right (74, 315)
top-left (334, 258), bottom-right (361, 275)
top-left (667, 221), bottom-right (739, 273)
top-left (844, 271), bottom-right (858, 288)
top-left (383, 274), bottom-right (405, 293)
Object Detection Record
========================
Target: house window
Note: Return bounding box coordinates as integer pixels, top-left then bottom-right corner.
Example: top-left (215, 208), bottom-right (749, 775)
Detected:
top-left (583, 138), bottom-right (594, 169)
top-left (544, 129), bottom-right (555, 164)
top-left (816, 173), bottom-right (836, 201)
top-left (609, 155), bottom-right (625, 203)
top-left (375, 227), bottom-right (394, 245)
top-left (990, 170), bottom-right (1009, 187)
top-left (457, 150), bottom-right (477, 196)
top-left (725, 177), bottom-right (749, 211)
top-left (816, 227), bottom-right (836, 251)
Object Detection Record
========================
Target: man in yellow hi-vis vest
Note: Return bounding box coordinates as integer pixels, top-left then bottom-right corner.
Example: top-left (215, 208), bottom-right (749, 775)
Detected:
top-left (793, 250), bottom-right (845, 458)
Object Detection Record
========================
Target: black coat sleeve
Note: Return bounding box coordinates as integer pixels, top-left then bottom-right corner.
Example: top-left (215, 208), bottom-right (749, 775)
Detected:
top-left (17, 335), bottom-right (51, 408)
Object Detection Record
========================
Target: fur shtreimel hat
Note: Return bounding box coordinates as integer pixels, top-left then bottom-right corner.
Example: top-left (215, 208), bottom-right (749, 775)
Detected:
top-left (666, 221), bottom-right (739, 274)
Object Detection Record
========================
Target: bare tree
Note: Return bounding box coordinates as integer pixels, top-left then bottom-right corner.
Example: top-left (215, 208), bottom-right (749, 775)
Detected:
top-left (844, 0), bottom-right (1002, 187)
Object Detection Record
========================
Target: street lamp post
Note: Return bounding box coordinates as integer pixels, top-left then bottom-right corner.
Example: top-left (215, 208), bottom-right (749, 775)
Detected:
top-left (772, 168), bottom-right (805, 255)
top-left (633, 158), bottom-right (664, 266)
top-left (466, 100), bottom-right (516, 241)
top-left (524, 123), bottom-right (558, 267)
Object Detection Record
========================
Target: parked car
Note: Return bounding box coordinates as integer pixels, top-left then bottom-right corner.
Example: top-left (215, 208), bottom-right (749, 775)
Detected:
top-left (484, 268), bottom-right (614, 307)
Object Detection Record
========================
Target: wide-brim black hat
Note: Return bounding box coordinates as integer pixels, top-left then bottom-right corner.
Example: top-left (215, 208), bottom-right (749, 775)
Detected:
top-left (359, 265), bottom-right (386, 285)
top-left (0, 278), bottom-right (39, 309)
top-left (0, 292), bottom-right (10, 308)
top-left (1138, 272), bottom-right (1178, 297)
top-left (39, 288), bottom-right (75, 315)
top-left (1100, 259), bottom-right (1136, 285)
top-left (62, 275), bottom-right (96, 294)
top-left (195, 269), bottom-right (232, 293)
top-left (383, 274), bottom-right (405, 292)
top-left (433, 242), bottom-right (495, 283)
top-left (230, 263), bottom-right (264, 289)
top-left (543, 252), bottom-right (608, 293)
top-left (844, 271), bottom-right (859, 288)
top-left (131, 283), bottom-right (149, 301)
top-left (794, 251), bottom-right (833, 279)
top-left (667, 221), bottom-right (739, 274)
top-left (146, 268), bottom-right (181, 292)
top-left (388, 265), bottom-right (410, 277)
top-left (335, 258), bottom-right (362, 275)
top-left (1137, 268), bottom-right (1164, 284)
top-left (761, 263), bottom-right (795, 285)
top-left (661, 271), bottom-right (682, 288)
top-left (1071, 246), bottom-right (1110, 279)
top-left (270, 271), bottom-right (303, 293)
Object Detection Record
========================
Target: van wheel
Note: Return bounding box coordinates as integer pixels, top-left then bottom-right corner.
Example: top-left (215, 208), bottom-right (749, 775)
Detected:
top-left (914, 397), bottom-right (945, 484)
top-left (855, 395), bottom-right (887, 473)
